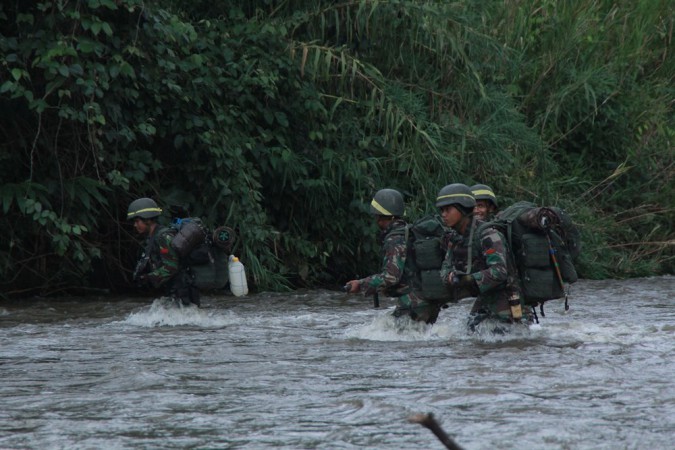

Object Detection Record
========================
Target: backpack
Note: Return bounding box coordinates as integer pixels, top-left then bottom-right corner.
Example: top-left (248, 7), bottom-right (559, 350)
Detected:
top-left (167, 218), bottom-right (234, 290)
top-left (473, 201), bottom-right (581, 315)
top-left (400, 215), bottom-right (453, 304)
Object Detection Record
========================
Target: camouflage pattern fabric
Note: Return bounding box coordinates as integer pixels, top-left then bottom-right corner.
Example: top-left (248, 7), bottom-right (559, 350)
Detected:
top-left (144, 228), bottom-right (181, 288)
top-left (138, 227), bottom-right (199, 306)
top-left (393, 292), bottom-right (442, 324)
top-left (357, 220), bottom-right (408, 295)
top-left (441, 220), bottom-right (531, 323)
top-left (358, 219), bottom-right (442, 324)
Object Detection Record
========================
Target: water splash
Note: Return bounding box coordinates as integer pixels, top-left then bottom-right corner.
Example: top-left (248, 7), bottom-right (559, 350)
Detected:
top-left (123, 297), bottom-right (239, 328)
top-left (340, 304), bottom-right (542, 344)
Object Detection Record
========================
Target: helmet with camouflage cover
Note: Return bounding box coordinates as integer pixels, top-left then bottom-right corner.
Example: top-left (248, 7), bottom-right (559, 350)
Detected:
top-left (435, 183), bottom-right (476, 210)
top-left (470, 183), bottom-right (498, 208)
top-left (127, 197), bottom-right (162, 220)
top-left (370, 189), bottom-right (404, 217)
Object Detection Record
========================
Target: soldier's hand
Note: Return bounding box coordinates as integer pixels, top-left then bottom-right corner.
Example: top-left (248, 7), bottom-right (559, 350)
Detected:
top-left (449, 272), bottom-right (473, 287)
top-left (344, 280), bottom-right (361, 294)
top-left (449, 272), bottom-right (478, 295)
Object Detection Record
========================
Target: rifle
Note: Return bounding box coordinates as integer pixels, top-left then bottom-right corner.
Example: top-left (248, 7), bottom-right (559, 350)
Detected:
top-left (133, 252), bottom-right (150, 282)
top-left (133, 237), bottom-right (155, 284)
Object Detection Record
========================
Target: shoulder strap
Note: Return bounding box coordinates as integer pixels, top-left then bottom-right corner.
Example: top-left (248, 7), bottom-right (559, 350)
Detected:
top-left (465, 217), bottom-right (477, 274)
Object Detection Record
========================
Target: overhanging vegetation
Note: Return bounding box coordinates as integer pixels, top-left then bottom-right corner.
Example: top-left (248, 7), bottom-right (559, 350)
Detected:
top-left (1, 0), bottom-right (672, 297)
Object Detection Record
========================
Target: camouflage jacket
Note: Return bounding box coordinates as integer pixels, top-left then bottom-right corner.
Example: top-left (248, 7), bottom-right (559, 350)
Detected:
top-left (441, 219), bottom-right (527, 320)
top-left (138, 227), bottom-right (181, 289)
top-left (358, 219), bottom-right (410, 296)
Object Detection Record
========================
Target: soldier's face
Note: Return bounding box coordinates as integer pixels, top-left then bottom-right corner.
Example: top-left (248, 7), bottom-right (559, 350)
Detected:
top-left (376, 215), bottom-right (394, 230)
top-left (439, 205), bottom-right (463, 229)
top-left (474, 200), bottom-right (495, 220)
top-left (133, 217), bottom-right (150, 235)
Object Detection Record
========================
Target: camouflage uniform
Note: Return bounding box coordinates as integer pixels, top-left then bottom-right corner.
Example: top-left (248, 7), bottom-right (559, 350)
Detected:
top-left (441, 219), bottom-right (530, 326)
top-left (358, 219), bottom-right (442, 324)
top-left (136, 227), bottom-right (199, 306)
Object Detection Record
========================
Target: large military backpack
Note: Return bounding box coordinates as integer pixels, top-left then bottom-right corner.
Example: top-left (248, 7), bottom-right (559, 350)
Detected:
top-left (167, 218), bottom-right (236, 290)
top-left (473, 201), bottom-right (581, 315)
top-left (402, 215), bottom-right (453, 304)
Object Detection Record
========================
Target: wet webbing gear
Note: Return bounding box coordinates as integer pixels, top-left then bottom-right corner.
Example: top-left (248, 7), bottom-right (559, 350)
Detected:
top-left (391, 215), bottom-right (453, 304)
top-left (171, 218), bottom-right (207, 258)
top-left (470, 201), bottom-right (581, 314)
top-left (167, 218), bottom-right (233, 290)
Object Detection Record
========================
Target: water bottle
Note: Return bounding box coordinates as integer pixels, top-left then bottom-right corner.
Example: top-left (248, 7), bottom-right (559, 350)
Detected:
top-left (508, 292), bottom-right (523, 321)
top-left (228, 255), bottom-right (248, 297)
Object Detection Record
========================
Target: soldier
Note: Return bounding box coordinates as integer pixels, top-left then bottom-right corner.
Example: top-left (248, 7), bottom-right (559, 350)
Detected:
top-left (437, 184), bottom-right (530, 331)
top-left (470, 183), bottom-right (498, 221)
top-left (345, 189), bottom-right (442, 324)
top-left (127, 197), bottom-right (200, 307)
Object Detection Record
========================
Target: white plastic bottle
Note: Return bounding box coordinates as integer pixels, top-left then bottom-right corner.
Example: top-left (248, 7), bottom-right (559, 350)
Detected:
top-left (228, 255), bottom-right (248, 297)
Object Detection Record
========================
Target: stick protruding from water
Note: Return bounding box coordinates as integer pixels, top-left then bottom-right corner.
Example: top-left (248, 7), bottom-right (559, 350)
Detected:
top-left (408, 413), bottom-right (463, 450)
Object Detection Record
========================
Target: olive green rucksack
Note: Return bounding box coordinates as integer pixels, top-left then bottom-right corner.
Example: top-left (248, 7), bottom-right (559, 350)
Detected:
top-left (473, 201), bottom-right (582, 315)
top-left (402, 215), bottom-right (454, 304)
top-left (168, 218), bottom-right (235, 290)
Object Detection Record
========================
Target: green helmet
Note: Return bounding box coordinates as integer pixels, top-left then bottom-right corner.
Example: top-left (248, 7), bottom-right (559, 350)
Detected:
top-left (127, 197), bottom-right (162, 220)
top-left (435, 183), bottom-right (476, 209)
top-left (370, 189), bottom-right (404, 217)
top-left (470, 184), bottom-right (498, 207)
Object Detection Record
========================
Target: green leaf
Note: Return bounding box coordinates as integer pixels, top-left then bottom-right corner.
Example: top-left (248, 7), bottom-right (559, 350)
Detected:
top-left (101, 22), bottom-right (113, 36)
top-left (78, 39), bottom-right (97, 54)
top-left (11, 68), bottom-right (22, 81)
top-left (99, 0), bottom-right (118, 9)
top-left (30, 99), bottom-right (48, 113)
top-left (274, 112), bottom-right (289, 127)
top-left (119, 62), bottom-right (135, 78)
top-left (1, 186), bottom-right (14, 214)
top-left (16, 13), bottom-right (34, 25)
top-left (0, 81), bottom-right (15, 93)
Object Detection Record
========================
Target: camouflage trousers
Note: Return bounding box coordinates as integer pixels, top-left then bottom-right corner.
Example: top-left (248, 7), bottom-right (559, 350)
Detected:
top-left (468, 298), bottom-right (533, 331)
top-left (392, 293), bottom-right (443, 325)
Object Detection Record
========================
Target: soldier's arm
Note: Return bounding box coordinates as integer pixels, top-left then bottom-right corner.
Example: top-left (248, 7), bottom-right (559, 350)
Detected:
top-left (145, 233), bottom-right (180, 288)
top-left (359, 235), bottom-right (406, 293)
top-left (440, 246), bottom-right (454, 286)
top-left (471, 228), bottom-right (508, 293)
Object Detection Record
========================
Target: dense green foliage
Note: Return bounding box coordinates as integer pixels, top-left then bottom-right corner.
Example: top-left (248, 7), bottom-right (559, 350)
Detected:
top-left (1, 0), bottom-right (672, 298)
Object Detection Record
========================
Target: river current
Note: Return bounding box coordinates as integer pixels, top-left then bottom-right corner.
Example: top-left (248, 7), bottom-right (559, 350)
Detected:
top-left (0, 276), bottom-right (673, 449)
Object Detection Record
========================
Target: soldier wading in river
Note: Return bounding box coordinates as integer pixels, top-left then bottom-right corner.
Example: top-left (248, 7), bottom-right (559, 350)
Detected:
top-left (127, 197), bottom-right (200, 307)
top-left (437, 183), bottom-right (531, 331)
top-left (345, 189), bottom-right (443, 324)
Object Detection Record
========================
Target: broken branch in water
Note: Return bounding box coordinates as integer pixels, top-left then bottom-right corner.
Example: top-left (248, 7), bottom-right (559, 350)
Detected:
top-left (408, 413), bottom-right (463, 450)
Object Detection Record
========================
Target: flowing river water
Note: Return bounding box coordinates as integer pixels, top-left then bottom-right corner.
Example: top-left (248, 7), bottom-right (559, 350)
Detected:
top-left (1, 276), bottom-right (673, 449)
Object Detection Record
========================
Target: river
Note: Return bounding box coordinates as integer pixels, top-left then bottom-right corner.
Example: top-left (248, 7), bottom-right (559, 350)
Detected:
top-left (0, 276), bottom-right (673, 449)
